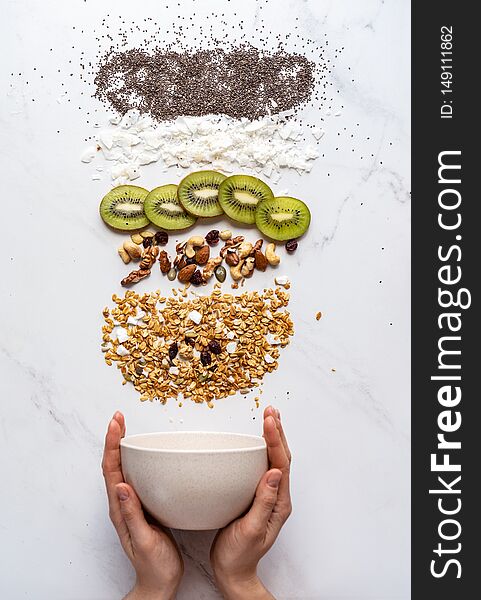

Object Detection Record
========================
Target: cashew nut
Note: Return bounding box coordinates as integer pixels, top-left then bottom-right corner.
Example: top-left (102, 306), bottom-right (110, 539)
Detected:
top-left (238, 241), bottom-right (253, 259)
top-left (241, 256), bottom-right (255, 277)
top-left (185, 236), bottom-right (205, 258)
top-left (265, 243), bottom-right (280, 266)
top-left (118, 246), bottom-right (131, 264)
top-left (202, 257), bottom-right (222, 281)
top-left (230, 259), bottom-right (245, 281)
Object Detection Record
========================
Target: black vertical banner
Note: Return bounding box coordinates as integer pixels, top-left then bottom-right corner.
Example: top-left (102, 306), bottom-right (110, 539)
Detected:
top-left (412, 3), bottom-right (479, 599)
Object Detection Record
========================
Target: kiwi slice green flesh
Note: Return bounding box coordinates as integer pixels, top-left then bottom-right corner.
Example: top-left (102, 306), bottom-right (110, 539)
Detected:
top-left (218, 175), bottom-right (274, 224)
top-left (177, 170), bottom-right (226, 217)
top-left (255, 197), bottom-right (311, 241)
top-left (99, 185), bottom-right (150, 230)
top-left (144, 184), bottom-right (197, 230)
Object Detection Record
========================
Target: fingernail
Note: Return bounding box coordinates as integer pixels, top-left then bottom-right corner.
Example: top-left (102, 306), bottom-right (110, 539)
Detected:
top-left (267, 472), bottom-right (282, 488)
top-left (116, 486), bottom-right (129, 502)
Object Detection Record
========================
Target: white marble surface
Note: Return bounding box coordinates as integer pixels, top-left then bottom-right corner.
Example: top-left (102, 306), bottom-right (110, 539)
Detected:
top-left (0, 0), bottom-right (410, 598)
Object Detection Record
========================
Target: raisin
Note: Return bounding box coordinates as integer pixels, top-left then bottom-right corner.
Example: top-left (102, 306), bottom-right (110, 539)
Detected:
top-left (154, 231), bottom-right (168, 246)
top-left (142, 237), bottom-right (153, 248)
top-left (208, 340), bottom-right (222, 355)
top-left (285, 239), bottom-right (298, 253)
top-left (185, 256), bottom-right (197, 266)
top-left (168, 342), bottom-right (178, 361)
top-left (200, 350), bottom-right (212, 366)
top-left (205, 229), bottom-right (220, 246)
top-left (190, 270), bottom-right (203, 286)
top-left (185, 336), bottom-right (196, 347)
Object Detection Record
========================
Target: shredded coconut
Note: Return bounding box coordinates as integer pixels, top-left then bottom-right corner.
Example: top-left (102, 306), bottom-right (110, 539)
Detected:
top-left (83, 110), bottom-right (322, 185)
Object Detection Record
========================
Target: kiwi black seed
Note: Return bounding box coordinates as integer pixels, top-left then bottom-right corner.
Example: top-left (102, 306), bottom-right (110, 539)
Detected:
top-left (144, 184), bottom-right (197, 230)
top-left (218, 174), bottom-right (274, 224)
top-left (99, 185), bottom-right (150, 230)
top-left (255, 197), bottom-right (311, 241)
top-left (177, 170), bottom-right (226, 218)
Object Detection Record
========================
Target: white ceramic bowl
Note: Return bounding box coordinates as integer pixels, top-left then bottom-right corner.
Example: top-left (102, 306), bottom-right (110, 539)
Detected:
top-left (120, 431), bottom-right (268, 530)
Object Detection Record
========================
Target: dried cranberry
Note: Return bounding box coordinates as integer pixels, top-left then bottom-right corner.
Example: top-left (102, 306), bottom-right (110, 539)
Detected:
top-left (168, 342), bottom-right (178, 361)
top-left (154, 231), bottom-right (168, 246)
top-left (142, 236), bottom-right (153, 248)
top-left (200, 350), bottom-right (212, 366)
top-left (190, 270), bottom-right (203, 286)
top-left (208, 340), bottom-right (222, 355)
top-left (285, 239), bottom-right (298, 253)
top-left (185, 256), bottom-right (197, 266)
top-left (205, 229), bottom-right (220, 246)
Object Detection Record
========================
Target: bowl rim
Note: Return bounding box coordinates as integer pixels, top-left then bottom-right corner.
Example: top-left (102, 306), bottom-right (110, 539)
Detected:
top-left (120, 431), bottom-right (267, 454)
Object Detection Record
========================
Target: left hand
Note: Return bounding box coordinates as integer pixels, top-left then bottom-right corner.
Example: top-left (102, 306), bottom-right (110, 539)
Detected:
top-left (101, 412), bottom-right (184, 600)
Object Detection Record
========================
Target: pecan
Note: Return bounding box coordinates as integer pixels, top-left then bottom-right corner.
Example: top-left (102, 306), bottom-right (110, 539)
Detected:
top-left (178, 264), bottom-right (196, 283)
top-left (254, 250), bottom-right (268, 271)
top-left (252, 239), bottom-right (264, 255)
top-left (174, 255), bottom-right (187, 271)
top-left (220, 235), bottom-right (245, 258)
top-left (225, 251), bottom-right (239, 267)
top-left (158, 250), bottom-right (172, 274)
top-left (121, 269), bottom-right (151, 287)
top-left (195, 245), bottom-right (210, 265)
top-left (176, 241), bottom-right (186, 254)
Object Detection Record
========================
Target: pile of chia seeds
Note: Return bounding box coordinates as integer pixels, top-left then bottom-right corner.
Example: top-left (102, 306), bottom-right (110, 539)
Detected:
top-left (94, 44), bottom-right (316, 122)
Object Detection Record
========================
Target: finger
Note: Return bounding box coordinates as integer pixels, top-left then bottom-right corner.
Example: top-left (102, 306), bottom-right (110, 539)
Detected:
top-left (264, 415), bottom-right (291, 507)
top-left (102, 417), bottom-right (125, 531)
top-left (264, 415), bottom-right (289, 472)
top-left (242, 469), bottom-right (282, 537)
top-left (116, 483), bottom-right (153, 550)
top-left (264, 406), bottom-right (291, 463)
top-left (113, 411), bottom-right (126, 437)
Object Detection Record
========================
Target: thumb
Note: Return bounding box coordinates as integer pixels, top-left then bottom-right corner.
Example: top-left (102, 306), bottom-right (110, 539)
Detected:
top-left (243, 469), bottom-right (282, 532)
top-left (116, 483), bottom-right (152, 548)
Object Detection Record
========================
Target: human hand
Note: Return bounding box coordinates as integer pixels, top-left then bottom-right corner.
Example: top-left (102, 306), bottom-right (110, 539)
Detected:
top-left (210, 406), bottom-right (292, 599)
top-left (102, 412), bottom-right (184, 600)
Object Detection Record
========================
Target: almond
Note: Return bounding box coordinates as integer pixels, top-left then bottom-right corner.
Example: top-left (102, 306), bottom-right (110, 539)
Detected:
top-left (195, 244), bottom-right (210, 265)
top-left (178, 264), bottom-right (196, 283)
top-left (254, 250), bottom-right (268, 271)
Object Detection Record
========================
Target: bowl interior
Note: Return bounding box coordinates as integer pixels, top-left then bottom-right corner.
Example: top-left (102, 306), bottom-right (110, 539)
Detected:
top-left (120, 431), bottom-right (266, 452)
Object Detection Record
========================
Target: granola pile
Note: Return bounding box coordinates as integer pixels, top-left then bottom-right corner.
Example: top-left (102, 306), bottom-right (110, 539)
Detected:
top-left (101, 286), bottom-right (294, 406)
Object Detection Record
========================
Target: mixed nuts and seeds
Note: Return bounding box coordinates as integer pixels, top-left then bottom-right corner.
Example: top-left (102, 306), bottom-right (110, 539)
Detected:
top-left (102, 287), bottom-right (294, 406)
top-left (116, 228), bottom-right (293, 289)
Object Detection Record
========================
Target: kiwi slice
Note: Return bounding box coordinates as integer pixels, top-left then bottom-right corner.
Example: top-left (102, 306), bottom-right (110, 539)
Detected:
top-left (255, 197), bottom-right (311, 241)
top-left (177, 170), bottom-right (226, 217)
top-left (218, 175), bottom-right (274, 224)
top-left (144, 184), bottom-right (197, 230)
top-left (99, 185), bottom-right (150, 230)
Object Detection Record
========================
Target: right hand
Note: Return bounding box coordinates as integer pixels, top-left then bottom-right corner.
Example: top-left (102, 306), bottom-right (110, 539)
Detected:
top-left (210, 406), bottom-right (292, 599)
